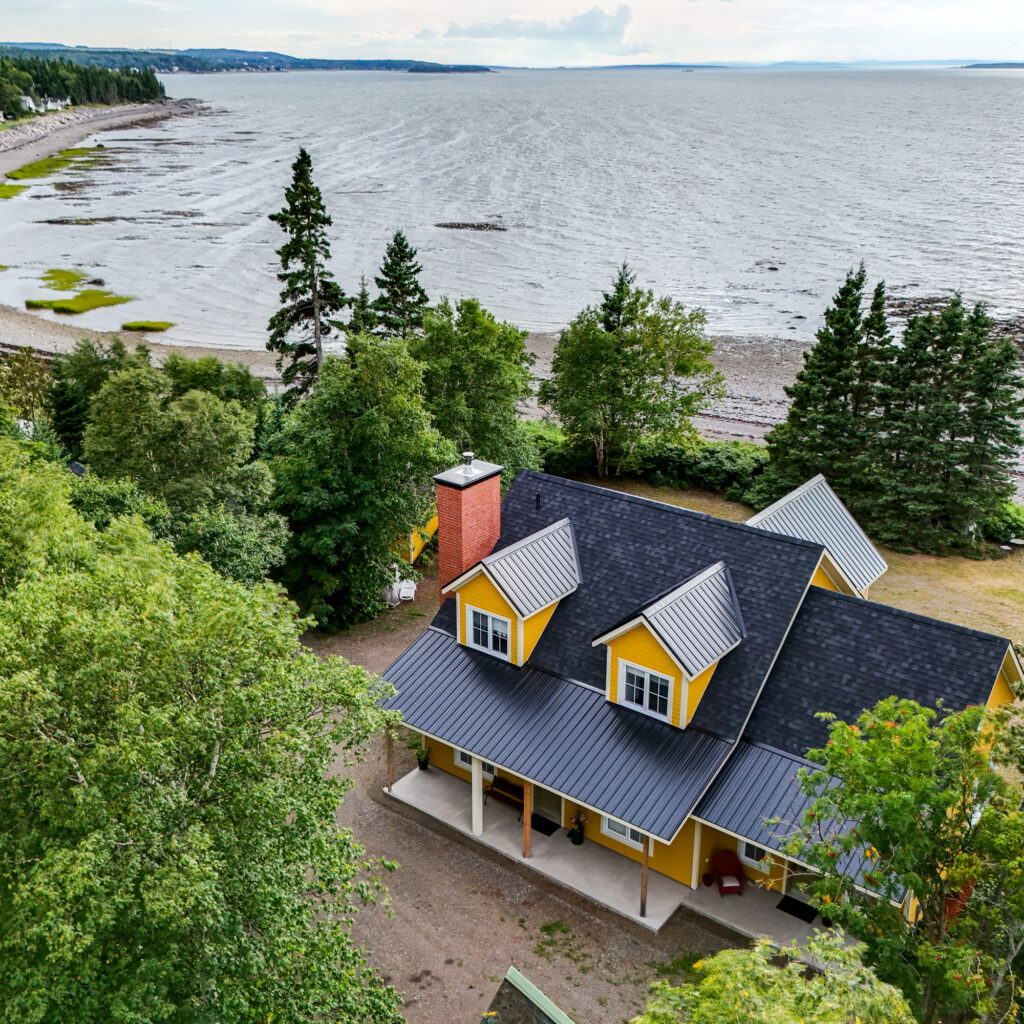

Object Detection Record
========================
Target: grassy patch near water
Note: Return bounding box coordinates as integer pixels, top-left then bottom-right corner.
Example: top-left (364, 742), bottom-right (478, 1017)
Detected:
top-left (27, 289), bottom-right (133, 314)
top-left (0, 183), bottom-right (28, 199)
top-left (41, 267), bottom-right (88, 291)
top-left (122, 321), bottom-right (174, 332)
top-left (7, 147), bottom-right (105, 180)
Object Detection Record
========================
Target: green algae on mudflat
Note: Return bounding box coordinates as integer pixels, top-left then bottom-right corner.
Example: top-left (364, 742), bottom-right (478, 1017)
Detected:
top-left (26, 289), bottom-right (133, 314)
top-left (41, 267), bottom-right (89, 291)
top-left (122, 321), bottom-right (174, 332)
top-left (0, 183), bottom-right (28, 199)
top-left (7, 147), bottom-right (106, 181)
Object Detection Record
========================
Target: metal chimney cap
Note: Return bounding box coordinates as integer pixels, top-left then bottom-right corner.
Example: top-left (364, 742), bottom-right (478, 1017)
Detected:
top-left (462, 451), bottom-right (475, 464)
top-left (434, 455), bottom-right (504, 490)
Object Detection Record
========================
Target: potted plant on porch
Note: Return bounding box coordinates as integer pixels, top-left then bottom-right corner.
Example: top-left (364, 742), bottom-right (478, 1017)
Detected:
top-left (415, 744), bottom-right (430, 770)
top-left (567, 810), bottom-right (586, 845)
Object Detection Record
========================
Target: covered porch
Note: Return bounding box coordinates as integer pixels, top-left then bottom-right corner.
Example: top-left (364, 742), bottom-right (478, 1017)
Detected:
top-left (385, 764), bottom-right (824, 944)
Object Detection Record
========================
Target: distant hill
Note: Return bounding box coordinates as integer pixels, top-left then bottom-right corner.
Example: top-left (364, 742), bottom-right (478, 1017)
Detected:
top-left (0, 43), bottom-right (492, 74)
top-left (962, 62), bottom-right (1024, 69)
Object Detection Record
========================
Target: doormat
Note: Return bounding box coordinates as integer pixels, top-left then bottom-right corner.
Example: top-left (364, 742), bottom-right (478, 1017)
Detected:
top-left (777, 894), bottom-right (818, 924)
top-left (530, 813), bottom-right (560, 837)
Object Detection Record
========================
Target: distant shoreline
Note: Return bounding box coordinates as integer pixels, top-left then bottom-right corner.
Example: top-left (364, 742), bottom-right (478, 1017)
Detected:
top-left (0, 99), bottom-right (203, 179)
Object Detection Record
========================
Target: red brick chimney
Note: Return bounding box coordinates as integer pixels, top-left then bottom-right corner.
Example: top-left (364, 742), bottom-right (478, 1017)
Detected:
top-left (435, 452), bottom-right (503, 602)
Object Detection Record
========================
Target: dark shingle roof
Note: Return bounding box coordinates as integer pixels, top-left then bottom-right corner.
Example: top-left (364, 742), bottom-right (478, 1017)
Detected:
top-left (478, 518), bottom-right (581, 617)
top-left (745, 587), bottom-right (1010, 758)
top-left (383, 627), bottom-right (732, 841)
top-left (491, 472), bottom-right (824, 740)
top-left (595, 562), bottom-right (746, 678)
top-left (747, 475), bottom-right (887, 593)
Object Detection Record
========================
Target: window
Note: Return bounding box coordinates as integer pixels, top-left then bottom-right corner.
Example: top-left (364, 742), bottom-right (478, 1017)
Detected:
top-left (620, 663), bottom-right (672, 721)
top-left (601, 816), bottom-right (645, 850)
top-left (739, 841), bottom-right (769, 868)
top-left (455, 748), bottom-right (495, 776)
top-left (467, 606), bottom-right (511, 660)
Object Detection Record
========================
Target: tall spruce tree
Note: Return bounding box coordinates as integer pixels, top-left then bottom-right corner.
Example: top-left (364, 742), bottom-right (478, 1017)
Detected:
top-left (267, 148), bottom-right (349, 398)
top-left (748, 266), bottom-right (893, 509)
top-left (347, 273), bottom-right (377, 338)
top-left (373, 230), bottom-right (428, 339)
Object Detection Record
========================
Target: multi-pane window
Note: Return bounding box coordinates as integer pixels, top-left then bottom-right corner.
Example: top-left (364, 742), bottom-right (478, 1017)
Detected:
top-left (601, 816), bottom-right (644, 849)
top-left (456, 749), bottom-right (495, 776)
top-left (468, 607), bottom-right (511, 659)
top-left (621, 664), bottom-right (671, 720)
top-left (740, 841), bottom-right (769, 867)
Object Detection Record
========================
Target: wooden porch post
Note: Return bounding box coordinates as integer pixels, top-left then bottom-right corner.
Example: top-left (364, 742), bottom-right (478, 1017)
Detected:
top-left (385, 727), bottom-right (394, 793)
top-left (522, 781), bottom-right (533, 859)
top-left (690, 821), bottom-right (703, 889)
top-left (640, 835), bottom-right (650, 918)
top-left (471, 756), bottom-right (484, 836)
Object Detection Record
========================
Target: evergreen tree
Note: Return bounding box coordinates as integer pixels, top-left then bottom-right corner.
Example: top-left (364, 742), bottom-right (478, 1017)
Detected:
top-left (373, 230), bottom-right (428, 339)
top-left (267, 148), bottom-right (349, 398)
top-left (347, 273), bottom-right (377, 337)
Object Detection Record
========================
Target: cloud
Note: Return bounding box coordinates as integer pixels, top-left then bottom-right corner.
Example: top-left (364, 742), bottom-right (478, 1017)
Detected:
top-left (444, 4), bottom-right (648, 54)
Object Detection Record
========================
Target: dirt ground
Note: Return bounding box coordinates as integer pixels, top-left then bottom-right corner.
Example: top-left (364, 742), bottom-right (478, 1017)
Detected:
top-left (306, 481), bottom-right (1022, 1024)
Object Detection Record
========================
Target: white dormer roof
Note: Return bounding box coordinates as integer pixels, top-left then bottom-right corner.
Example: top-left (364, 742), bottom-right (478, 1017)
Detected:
top-left (747, 475), bottom-right (887, 594)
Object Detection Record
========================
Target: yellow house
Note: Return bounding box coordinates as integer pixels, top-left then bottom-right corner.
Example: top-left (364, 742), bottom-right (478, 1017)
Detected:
top-left (382, 461), bottom-right (1023, 931)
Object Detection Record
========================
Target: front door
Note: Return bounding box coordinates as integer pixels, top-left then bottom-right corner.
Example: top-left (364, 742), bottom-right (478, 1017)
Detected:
top-left (533, 785), bottom-right (563, 825)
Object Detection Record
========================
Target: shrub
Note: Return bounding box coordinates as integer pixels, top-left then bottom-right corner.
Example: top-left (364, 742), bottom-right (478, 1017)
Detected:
top-left (980, 501), bottom-right (1024, 544)
top-left (637, 438), bottom-right (768, 500)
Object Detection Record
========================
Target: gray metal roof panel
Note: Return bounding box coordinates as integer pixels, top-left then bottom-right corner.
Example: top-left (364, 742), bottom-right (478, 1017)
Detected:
top-left (747, 475), bottom-right (888, 593)
top-left (482, 518), bottom-right (581, 617)
top-left (644, 563), bottom-right (746, 676)
top-left (383, 627), bottom-right (732, 841)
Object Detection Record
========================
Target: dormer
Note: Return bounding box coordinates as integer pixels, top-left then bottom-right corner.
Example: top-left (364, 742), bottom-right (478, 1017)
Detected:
top-left (746, 475), bottom-right (887, 597)
top-left (592, 562), bottom-right (746, 728)
top-left (442, 518), bottom-right (581, 666)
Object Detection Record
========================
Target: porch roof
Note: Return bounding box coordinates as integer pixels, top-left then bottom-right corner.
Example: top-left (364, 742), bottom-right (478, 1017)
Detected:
top-left (382, 626), bottom-right (732, 841)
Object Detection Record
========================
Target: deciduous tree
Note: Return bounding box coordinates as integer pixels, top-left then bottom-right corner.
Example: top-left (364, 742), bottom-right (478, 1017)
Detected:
top-left (540, 263), bottom-right (722, 476)
top-left (0, 347), bottom-right (52, 422)
top-left (268, 147), bottom-right (350, 397)
top-left (410, 297), bottom-right (537, 480)
top-left (269, 342), bottom-right (455, 626)
top-left (0, 438), bottom-right (402, 1024)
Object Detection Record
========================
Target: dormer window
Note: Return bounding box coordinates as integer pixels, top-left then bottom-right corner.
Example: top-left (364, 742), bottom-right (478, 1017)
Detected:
top-left (622, 663), bottom-right (671, 720)
top-left (468, 606), bottom-right (510, 660)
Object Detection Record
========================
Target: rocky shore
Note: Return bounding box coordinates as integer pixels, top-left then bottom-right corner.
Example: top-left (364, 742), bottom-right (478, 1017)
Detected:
top-left (0, 99), bottom-right (203, 178)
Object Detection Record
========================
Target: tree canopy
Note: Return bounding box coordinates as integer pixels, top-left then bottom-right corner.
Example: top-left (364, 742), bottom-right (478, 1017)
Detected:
top-left (632, 932), bottom-right (914, 1024)
top-left (269, 342), bottom-right (455, 626)
top-left (0, 437), bottom-right (402, 1024)
top-left (410, 296), bottom-right (538, 479)
top-left (790, 697), bottom-right (1024, 1023)
top-left (540, 262), bottom-right (723, 476)
top-left (267, 147), bottom-right (350, 398)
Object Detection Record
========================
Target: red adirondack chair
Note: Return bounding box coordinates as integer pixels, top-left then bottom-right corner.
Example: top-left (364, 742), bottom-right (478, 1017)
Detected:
top-left (711, 849), bottom-right (746, 897)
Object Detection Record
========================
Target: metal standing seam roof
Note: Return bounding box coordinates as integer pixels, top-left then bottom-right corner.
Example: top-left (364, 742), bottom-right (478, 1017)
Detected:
top-left (382, 627), bottom-right (733, 842)
top-left (479, 518), bottom-right (581, 617)
top-left (595, 562), bottom-right (746, 678)
top-left (747, 475), bottom-right (888, 594)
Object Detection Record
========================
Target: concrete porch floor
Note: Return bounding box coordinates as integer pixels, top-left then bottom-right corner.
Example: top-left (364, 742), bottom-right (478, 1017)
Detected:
top-left (386, 766), bottom-right (821, 944)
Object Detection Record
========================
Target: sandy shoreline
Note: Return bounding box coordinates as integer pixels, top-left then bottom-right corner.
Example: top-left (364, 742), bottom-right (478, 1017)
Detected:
top-left (0, 99), bottom-right (202, 178)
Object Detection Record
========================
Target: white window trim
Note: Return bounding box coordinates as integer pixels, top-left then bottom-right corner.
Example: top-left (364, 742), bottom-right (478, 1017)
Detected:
top-left (455, 748), bottom-right (495, 777)
top-left (600, 815), bottom-right (645, 850)
top-left (739, 840), bottom-right (769, 869)
top-left (618, 661), bottom-right (673, 723)
top-left (465, 603), bottom-right (512, 662)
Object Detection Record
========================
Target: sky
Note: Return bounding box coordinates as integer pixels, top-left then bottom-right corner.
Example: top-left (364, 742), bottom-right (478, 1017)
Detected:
top-left (2, 0), bottom-right (1023, 65)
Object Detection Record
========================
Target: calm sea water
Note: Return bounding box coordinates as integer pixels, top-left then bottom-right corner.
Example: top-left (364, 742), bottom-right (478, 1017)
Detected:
top-left (1, 68), bottom-right (1022, 348)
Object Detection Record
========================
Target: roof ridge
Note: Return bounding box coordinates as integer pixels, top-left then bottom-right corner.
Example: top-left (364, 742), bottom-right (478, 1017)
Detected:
top-left (485, 516), bottom-right (572, 564)
top-left (809, 585), bottom-right (1012, 646)
top-left (517, 471), bottom-right (826, 555)
top-left (746, 473), bottom-right (826, 525)
top-left (644, 560), bottom-right (727, 615)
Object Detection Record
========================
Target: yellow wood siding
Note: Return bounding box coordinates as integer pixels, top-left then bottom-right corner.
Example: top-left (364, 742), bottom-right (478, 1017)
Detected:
top-left (523, 601), bottom-right (558, 661)
top-left (606, 623), bottom-right (684, 725)
top-left (811, 564), bottom-right (842, 593)
top-left (563, 800), bottom-right (697, 884)
top-left (987, 653), bottom-right (1019, 710)
top-left (686, 663), bottom-right (717, 724)
top-left (695, 822), bottom-right (788, 890)
top-left (456, 573), bottom-right (521, 664)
